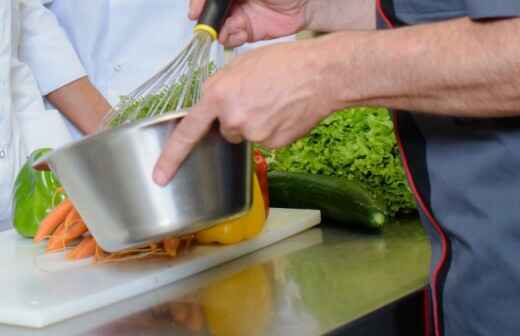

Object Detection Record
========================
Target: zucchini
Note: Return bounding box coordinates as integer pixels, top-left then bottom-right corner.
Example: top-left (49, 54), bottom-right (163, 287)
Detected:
top-left (268, 172), bottom-right (387, 230)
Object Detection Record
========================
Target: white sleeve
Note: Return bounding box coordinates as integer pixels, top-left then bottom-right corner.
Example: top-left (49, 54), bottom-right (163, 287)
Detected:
top-left (18, 0), bottom-right (86, 95)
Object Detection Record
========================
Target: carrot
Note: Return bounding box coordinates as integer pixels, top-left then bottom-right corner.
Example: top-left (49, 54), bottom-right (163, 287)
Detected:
top-left (33, 199), bottom-right (73, 242)
top-left (35, 197), bottom-right (201, 263)
top-left (43, 223), bottom-right (65, 252)
top-left (47, 219), bottom-right (88, 252)
top-left (67, 236), bottom-right (97, 260)
top-left (63, 208), bottom-right (82, 229)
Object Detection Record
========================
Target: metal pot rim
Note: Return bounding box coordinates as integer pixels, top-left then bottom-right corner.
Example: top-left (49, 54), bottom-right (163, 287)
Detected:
top-left (33, 110), bottom-right (189, 171)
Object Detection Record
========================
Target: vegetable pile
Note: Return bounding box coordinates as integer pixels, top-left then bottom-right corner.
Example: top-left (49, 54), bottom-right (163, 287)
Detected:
top-left (11, 58), bottom-right (273, 262)
top-left (12, 148), bottom-right (270, 262)
top-left (263, 107), bottom-right (416, 217)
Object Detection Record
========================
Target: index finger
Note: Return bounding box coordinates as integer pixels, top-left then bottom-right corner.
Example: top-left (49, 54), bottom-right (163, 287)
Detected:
top-left (153, 105), bottom-right (215, 186)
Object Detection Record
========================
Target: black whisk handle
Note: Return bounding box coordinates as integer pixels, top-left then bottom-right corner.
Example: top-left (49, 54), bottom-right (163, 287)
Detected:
top-left (196, 0), bottom-right (233, 36)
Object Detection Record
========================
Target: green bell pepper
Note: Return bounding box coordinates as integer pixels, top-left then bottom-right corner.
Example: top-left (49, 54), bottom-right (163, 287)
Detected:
top-left (12, 148), bottom-right (65, 238)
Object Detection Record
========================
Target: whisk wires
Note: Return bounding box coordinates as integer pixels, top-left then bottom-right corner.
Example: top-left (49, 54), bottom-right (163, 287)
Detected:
top-left (100, 31), bottom-right (215, 130)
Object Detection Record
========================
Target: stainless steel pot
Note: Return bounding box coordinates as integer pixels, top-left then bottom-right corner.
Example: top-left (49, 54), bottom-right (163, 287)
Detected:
top-left (34, 112), bottom-right (252, 252)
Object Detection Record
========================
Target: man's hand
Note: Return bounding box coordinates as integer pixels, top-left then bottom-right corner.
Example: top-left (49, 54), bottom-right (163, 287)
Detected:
top-left (189, 0), bottom-right (376, 47)
top-left (153, 39), bottom-right (343, 185)
top-left (189, 0), bottom-right (311, 47)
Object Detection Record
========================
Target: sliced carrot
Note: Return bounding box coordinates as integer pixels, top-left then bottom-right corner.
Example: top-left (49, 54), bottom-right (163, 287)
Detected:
top-left (47, 220), bottom-right (88, 252)
top-left (67, 236), bottom-right (97, 260)
top-left (33, 199), bottom-right (73, 243)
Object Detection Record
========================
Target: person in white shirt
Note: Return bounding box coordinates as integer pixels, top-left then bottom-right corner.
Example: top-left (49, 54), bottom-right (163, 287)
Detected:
top-left (0, 0), bottom-right (110, 229)
top-left (45, 0), bottom-right (295, 140)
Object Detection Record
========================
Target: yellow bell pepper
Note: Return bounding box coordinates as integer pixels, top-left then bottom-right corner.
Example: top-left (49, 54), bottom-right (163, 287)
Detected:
top-left (195, 174), bottom-right (266, 245)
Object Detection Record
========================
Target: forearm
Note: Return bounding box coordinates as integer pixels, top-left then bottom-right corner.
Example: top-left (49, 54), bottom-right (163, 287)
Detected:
top-left (321, 17), bottom-right (520, 117)
top-left (20, 0), bottom-right (110, 132)
top-left (46, 77), bottom-right (111, 134)
top-left (305, 0), bottom-right (375, 32)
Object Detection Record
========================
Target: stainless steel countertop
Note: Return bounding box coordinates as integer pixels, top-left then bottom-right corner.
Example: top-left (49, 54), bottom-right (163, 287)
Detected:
top-left (1, 217), bottom-right (430, 336)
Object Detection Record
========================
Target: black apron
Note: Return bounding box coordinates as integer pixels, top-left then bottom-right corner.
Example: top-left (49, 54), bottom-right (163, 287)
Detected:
top-left (376, 1), bottom-right (520, 335)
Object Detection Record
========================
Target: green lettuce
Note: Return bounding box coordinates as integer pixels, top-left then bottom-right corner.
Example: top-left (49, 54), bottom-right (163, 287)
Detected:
top-left (264, 107), bottom-right (416, 216)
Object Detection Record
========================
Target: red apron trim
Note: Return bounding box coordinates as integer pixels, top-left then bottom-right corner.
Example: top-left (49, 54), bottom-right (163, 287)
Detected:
top-left (392, 112), bottom-right (448, 336)
top-left (375, 0), bottom-right (395, 29)
top-left (376, 1), bottom-right (449, 336)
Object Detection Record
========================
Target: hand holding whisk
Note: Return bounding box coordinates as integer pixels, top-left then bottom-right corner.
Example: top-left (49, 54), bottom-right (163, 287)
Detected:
top-left (100, 0), bottom-right (233, 130)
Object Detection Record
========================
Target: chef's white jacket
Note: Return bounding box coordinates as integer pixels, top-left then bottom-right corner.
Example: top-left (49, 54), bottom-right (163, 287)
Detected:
top-left (47, 0), bottom-right (208, 141)
top-left (46, 0), bottom-right (295, 139)
top-left (0, 0), bottom-right (86, 225)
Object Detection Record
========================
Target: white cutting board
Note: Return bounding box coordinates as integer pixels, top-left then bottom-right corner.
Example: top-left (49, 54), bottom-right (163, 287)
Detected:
top-left (0, 208), bottom-right (320, 328)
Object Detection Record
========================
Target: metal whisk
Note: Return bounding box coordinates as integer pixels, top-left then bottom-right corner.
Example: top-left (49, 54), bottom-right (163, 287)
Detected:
top-left (100, 0), bottom-right (233, 130)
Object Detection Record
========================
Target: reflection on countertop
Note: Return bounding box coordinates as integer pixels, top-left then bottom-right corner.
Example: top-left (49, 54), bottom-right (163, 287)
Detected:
top-left (0, 217), bottom-right (430, 336)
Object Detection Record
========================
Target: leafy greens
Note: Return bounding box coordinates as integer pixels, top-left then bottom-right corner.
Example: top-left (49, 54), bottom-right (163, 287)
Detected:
top-left (264, 107), bottom-right (416, 216)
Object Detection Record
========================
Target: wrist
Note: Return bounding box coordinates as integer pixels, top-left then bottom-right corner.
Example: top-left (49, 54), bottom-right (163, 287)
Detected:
top-left (309, 32), bottom-right (372, 111)
top-left (313, 30), bottom-right (408, 110)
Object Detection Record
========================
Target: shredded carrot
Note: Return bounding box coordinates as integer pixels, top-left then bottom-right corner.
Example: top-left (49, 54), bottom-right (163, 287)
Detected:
top-left (94, 244), bottom-right (106, 262)
top-left (163, 238), bottom-right (180, 257)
